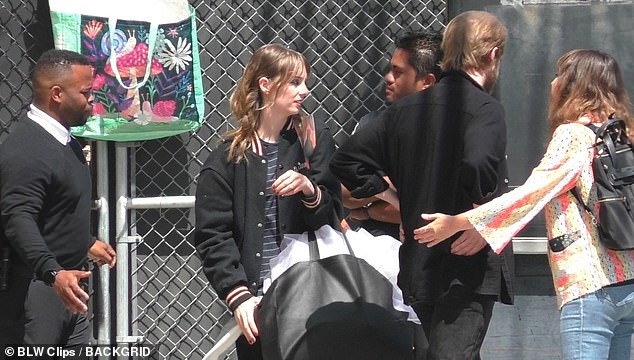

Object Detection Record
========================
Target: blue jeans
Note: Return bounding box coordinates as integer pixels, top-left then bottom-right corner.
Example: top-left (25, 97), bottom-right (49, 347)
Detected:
top-left (560, 281), bottom-right (634, 360)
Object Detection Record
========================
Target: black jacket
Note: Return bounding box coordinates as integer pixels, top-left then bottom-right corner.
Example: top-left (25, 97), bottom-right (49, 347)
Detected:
top-left (331, 71), bottom-right (514, 305)
top-left (194, 118), bottom-right (343, 300)
top-left (0, 119), bottom-right (93, 279)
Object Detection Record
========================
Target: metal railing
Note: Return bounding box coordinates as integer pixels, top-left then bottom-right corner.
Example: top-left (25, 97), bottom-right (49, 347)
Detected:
top-left (1, 0), bottom-right (448, 358)
top-left (125, 1), bottom-right (448, 359)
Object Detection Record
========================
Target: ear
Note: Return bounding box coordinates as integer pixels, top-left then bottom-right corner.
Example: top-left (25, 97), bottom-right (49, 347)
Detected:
top-left (50, 85), bottom-right (63, 104)
top-left (490, 46), bottom-right (502, 62)
top-left (416, 73), bottom-right (437, 91)
top-left (258, 77), bottom-right (271, 94)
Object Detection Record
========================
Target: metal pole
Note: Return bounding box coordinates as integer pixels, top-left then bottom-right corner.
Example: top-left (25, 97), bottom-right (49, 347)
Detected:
top-left (127, 196), bottom-right (195, 209)
top-left (115, 143), bottom-right (130, 349)
top-left (95, 141), bottom-right (111, 356)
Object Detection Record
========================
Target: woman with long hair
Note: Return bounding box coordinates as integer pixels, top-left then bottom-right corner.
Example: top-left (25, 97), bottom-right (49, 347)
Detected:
top-left (414, 49), bottom-right (634, 359)
top-left (194, 44), bottom-right (342, 359)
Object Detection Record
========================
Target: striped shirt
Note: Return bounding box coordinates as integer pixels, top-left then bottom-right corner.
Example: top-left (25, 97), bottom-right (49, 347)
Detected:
top-left (258, 139), bottom-right (281, 295)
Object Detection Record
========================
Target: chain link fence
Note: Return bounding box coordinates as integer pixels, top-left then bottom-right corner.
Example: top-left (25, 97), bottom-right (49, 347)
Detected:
top-left (0, 0), bottom-right (53, 141)
top-left (132, 1), bottom-right (446, 358)
top-left (1, 0), bottom-right (447, 358)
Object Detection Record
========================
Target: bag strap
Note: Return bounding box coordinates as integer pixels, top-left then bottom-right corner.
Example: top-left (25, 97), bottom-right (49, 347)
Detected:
top-left (570, 119), bottom-right (626, 222)
top-left (571, 187), bottom-right (599, 228)
top-left (307, 228), bottom-right (356, 261)
top-left (596, 119), bottom-right (618, 160)
top-left (596, 119), bottom-right (632, 176)
top-left (571, 187), bottom-right (593, 214)
top-left (569, 121), bottom-right (600, 219)
top-left (107, 18), bottom-right (159, 90)
top-left (307, 231), bottom-right (320, 260)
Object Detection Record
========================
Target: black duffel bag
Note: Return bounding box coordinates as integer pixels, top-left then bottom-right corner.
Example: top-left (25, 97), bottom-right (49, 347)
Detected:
top-left (255, 228), bottom-right (412, 360)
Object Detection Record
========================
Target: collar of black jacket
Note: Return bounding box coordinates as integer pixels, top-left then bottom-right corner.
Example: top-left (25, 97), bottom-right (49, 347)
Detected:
top-left (440, 70), bottom-right (486, 92)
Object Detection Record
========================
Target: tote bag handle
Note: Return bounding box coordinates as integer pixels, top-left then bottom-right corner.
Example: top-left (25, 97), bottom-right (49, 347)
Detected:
top-left (107, 18), bottom-right (159, 90)
top-left (307, 227), bottom-right (355, 261)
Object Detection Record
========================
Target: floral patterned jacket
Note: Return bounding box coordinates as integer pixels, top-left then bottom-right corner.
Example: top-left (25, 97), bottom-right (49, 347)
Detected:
top-left (465, 122), bottom-right (634, 308)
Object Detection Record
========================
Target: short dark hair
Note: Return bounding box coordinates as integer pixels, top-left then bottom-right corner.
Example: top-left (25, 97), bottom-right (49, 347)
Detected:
top-left (32, 49), bottom-right (91, 82)
top-left (395, 30), bottom-right (443, 79)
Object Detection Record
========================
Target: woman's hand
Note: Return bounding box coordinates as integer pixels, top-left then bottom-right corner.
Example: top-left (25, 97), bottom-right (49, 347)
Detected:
top-left (233, 297), bottom-right (261, 345)
top-left (272, 169), bottom-right (314, 197)
top-left (413, 213), bottom-right (470, 247)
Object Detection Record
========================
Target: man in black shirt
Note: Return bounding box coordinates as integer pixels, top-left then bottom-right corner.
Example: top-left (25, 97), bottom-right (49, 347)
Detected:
top-left (343, 30), bottom-right (442, 241)
top-left (0, 50), bottom-right (116, 348)
top-left (331, 11), bottom-right (514, 359)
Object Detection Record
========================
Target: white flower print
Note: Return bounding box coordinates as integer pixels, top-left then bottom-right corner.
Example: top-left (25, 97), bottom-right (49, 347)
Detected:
top-left (158, 37), bottom-right (192, 74)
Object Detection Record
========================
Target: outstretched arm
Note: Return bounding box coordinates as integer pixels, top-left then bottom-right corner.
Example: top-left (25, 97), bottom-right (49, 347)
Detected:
top-left (417, 124), bottom-right (596, 254)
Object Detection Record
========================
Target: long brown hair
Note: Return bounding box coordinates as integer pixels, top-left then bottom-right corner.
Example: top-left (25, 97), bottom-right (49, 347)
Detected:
top-left (548, 49), bottom-right (633, 136)
top-left (225, 44), bottom-right (310, 163)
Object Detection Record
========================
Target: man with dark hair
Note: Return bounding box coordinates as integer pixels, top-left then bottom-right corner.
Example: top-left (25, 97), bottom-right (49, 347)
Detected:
top-left (344, 30), bottom-right (443, 240)
top-left (331, 11), bottom-right (514, 359)
top-left (387, 30), bottom-right (443, 104)
top-left (0, 49), bottom-right (116, 348)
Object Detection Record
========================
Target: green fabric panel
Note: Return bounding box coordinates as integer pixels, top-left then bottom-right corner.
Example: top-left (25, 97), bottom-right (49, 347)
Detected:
top-left (188, 5), bottom-right (206, 125)
top-left (50, 11), bottom-right (82, 51)
top-left (72, 117), bottom-right (202, 141)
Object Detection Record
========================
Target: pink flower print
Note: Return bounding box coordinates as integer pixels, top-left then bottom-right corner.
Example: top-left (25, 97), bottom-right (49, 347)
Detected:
top-left (83, 20), bottom-right (104, 39)
top-left (92, 74), bottom-right (107, 90)
top-left (152, 100), bottom-right (176, 117)
top-left (137, 101), bottom-right (178, 123)
top-left (167, 27), bottom-right (179, 38)
top-left (92, 102), bottom-right (106, 116)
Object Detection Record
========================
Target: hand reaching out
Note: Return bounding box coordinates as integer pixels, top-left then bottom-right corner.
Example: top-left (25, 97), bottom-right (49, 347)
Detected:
top-left (413, 213), bottom-right (472, 247)
top-left (89, 240), bottom-right (116, 268)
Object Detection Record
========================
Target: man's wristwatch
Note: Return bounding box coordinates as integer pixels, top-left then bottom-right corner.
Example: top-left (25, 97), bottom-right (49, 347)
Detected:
top-left (43, 270), bottom-right (59, 286)
top-left (363, 202), bottom-right (373, 219)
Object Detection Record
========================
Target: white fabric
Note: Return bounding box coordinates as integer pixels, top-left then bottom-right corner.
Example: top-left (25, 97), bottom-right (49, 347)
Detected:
top-left (48, 0), bottom-right (190, 23)
top-left (27, 104), bottom-right (70, 145)
top-left (264, 224), bottom-right (420, 324)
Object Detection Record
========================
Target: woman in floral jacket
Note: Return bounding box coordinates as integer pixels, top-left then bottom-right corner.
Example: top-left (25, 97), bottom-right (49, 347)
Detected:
top-left (414, 49), bottom-right (634, 359)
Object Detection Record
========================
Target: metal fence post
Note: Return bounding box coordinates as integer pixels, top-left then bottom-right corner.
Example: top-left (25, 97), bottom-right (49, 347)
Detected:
top-left (95, 140), bottom-right (111, 358)
top-left (115, 143), bottom-right (144, 353)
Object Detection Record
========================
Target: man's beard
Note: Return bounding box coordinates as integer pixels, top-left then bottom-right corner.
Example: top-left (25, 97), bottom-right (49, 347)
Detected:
top-left (482, 62), bottom-right (500, 94)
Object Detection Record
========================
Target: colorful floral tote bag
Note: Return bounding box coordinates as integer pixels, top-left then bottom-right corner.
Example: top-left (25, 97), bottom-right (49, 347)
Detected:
top-left (49, 0), bottom-right (205, 141)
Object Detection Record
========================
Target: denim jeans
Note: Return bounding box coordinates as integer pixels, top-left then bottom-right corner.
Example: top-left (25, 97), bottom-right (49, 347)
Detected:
top-left (560, 281), bottom-right (634, 360)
